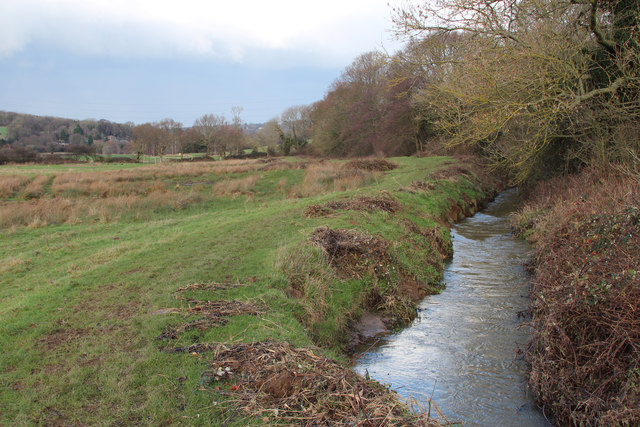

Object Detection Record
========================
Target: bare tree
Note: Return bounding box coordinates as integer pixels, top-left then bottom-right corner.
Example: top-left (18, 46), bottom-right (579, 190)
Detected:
top-left (157, 119), bottom-right (182, 160)
top-left (227, 107), bottom-right (246, 155)
top-left (280, 105), bottom-right (312, 149)
top-left (193, 114), bottom-right (226, 156)
top-left (231, 106), bottom-right (243, 127)
top-left (131, 123), bottom-right (159, 161)
top-left (394, 0), bottom-right (640, 181)
top-left (252, 119), bottom-right (281, 151)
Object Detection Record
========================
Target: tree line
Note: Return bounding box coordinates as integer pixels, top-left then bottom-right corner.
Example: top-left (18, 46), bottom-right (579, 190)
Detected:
top-left (3, 0), bottom-right (637, 180)
top-left (304, 0), bottom-right (638, 181)
top-left (0, 112), bottom-right (134, 161)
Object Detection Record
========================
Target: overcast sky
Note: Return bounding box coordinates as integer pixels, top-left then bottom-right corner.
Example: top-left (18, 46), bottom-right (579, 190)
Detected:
top-left (0, 0), bottom-right (402, 125)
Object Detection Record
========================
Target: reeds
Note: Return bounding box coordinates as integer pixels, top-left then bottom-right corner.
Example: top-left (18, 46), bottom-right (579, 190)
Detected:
top-left (288, 163), bottom-right (378, 198)
top-left (212, 175), bottom-right (259, 196)
top-left (22, 175), bottom-right (50, 199)
top-left (0, 175), bottom-right (30, 198)
top-left (0, 189), bottom-right (204, 228)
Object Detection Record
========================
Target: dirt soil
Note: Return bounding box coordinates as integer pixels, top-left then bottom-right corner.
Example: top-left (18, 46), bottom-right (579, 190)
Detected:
top-left (354, 313), bottom-right (390, 340)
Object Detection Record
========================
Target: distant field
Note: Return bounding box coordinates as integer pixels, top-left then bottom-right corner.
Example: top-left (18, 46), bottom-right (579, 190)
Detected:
top-left (0, 161), bottom-right (147, 175)
top-left (0, 126), bottom-right (7, 139)
top-left (0, 156), bottom-right (491, 425)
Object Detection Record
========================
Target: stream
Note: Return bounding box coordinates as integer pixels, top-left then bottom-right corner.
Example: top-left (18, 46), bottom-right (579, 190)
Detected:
top-left (354, 189), bottom-right (551, 426)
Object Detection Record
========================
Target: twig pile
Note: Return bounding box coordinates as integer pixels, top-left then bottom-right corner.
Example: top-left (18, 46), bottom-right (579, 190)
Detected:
top-left (407, 181), bottom-right (437, 193)
top-left (158, 300), bottom-right (262, 340)
top-left (175, 281), bottom-right (246, 295)
top-left (310, 226), bottom-right (392, 280)
top-left (306, 196), bottom-right (399, 218)
top-left (343, 159), bottom-right (398, 172)
top-left (201, 341), bottom-right (440, 426)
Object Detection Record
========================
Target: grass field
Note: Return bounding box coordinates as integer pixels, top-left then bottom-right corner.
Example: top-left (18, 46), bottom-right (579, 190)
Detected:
top-left (0, 127), bottom-right (7, 140)
top-left (0, 156), bottom-right (492, 425)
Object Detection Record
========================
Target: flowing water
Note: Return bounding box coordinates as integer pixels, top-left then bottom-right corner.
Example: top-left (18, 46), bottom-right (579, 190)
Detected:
top-left (354, 189), bottom-right (551, 426)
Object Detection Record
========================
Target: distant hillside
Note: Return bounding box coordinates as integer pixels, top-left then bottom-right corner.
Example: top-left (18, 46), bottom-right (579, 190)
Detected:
top-left (0, 111), bottom-right (133, 153)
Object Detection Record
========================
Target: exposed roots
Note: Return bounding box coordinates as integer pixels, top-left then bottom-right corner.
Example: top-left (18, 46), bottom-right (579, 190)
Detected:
top-left (200, 341), bottom-right (441, 426)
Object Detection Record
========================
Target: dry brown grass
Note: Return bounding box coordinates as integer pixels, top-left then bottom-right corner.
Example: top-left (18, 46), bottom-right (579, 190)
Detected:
top-left (212, 175), bottom-right (259, 196)
top-left (0, 158), bottom-right (372, 229)
top-left (0, 189), bottom-right (204, 228)
top-left (22, 175), bottom-right (50, 199)
top-left (0, 160), bottom-right (269, 228)
top-left (0, 198), bottom-right (73, 228)
top-left (275, 244), bottom-right (334, 324)
top-left (50, 171), bottom-right (168, 197)
top-left (332, 171), bottom-right (368, 192)
top-left (0, 175), bottom-right (31, 198)
top-left (288, 163), bottom-right (379, 198)
top-left (0, 256), bottom-right (31, 274)
top-left (258, 160), bottom-right (309, 172)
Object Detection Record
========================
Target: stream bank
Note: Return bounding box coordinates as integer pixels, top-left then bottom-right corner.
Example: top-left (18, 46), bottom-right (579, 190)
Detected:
top-left (355, 189), bottom-right (550, 426)
top-left (514, 170), bottom-right (640, 426)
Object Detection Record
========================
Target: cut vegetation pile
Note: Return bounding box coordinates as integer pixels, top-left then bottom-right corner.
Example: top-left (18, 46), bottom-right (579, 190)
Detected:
top-left (305, 195), bottom-right (399, 217)
top-left (310, 226), bottom-right (392, 281)
top-left (199, 340), bottom-right (439, 426)
top-left (343, 159), bottom-right (398, 172)
top-left (158, 281), bottom-right (258, 341)
top-left (158, 300), bottom-right (262, 340)
top-left (515, 170), bottom-right (640, 426)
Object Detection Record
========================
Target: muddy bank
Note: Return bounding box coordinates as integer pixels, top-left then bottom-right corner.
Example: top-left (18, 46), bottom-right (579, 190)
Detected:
top-left (310, 166), bottom-right (501, 351)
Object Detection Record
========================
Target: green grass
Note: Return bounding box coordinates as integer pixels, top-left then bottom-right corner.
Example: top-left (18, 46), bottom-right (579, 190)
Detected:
top-left (0, 126), bottom-right (7, 140)
top-left (0, 156), bottom-right (491, 425)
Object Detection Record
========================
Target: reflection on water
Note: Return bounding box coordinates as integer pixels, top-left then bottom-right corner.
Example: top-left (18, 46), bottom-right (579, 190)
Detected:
top-left (354, 189), bottom-right (551, 426)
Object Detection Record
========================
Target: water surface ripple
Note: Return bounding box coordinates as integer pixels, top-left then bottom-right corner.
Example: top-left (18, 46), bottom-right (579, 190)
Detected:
top-left (355, 189), bottom-right (550, 426)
